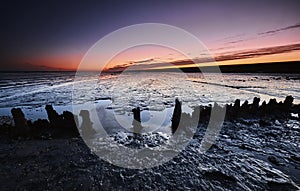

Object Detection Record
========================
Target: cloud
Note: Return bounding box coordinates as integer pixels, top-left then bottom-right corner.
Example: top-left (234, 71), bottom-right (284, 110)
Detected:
top-left (104, 58), bottom-right (157, 72)
top-left (104, 62), bottom-right (133, 72)
top-left (104, 43), bottom-right (300, 72)
top-left (225, 36), bottom-right (258, 45)
top-left (132, 58), bottom-right (155, 64)
top-left (258, 22), bottom-right (300, 36)
top-left (214, 22), bottom-right (300, 52)
top-left (214, 33), bottom-right (246, 43)
top-left (210, 46), bottom-right (236, 53)
top-left (215, 43), bottom-right (300, 62)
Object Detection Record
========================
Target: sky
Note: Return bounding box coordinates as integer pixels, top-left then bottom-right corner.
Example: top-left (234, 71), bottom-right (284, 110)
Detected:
top-left (0, 0), bottom-right (300, 71)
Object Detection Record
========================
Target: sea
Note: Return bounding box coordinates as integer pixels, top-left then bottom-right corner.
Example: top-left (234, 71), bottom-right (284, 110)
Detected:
top-left (0, 71), bottom-right (299, 125)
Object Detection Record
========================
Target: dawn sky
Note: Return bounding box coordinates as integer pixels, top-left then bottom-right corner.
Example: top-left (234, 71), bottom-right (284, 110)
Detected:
top-left (1, 0), bottom-right (300, 71)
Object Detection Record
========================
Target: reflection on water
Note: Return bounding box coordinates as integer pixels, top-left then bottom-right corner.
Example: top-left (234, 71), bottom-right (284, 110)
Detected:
top-left (0, 72), bottom-right (299, 120)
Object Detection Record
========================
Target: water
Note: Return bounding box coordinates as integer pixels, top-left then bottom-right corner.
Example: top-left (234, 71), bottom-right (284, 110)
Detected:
top-left (0, 71), bottom-right (299, 120)
top-left (1, 72), bottom-right (299, 188)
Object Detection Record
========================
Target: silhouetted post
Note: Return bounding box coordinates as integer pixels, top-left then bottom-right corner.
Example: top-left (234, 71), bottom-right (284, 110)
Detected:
top-left (268, 98), bottom-right (278, 107)
top-left (132, 107), bottom-right (141, 123)
top-left (11, 108), bottom-right (29, 135)
top-left (231, 99), bottom-right (241, 118)
top-left (45, 105), bottom-right (56, 127)
top-left (241, 100), bottom-right (249, 110)
top-left (259, 101), bottom-right (267, 115)
top-left (62, 111), bottom-right (79, 136)
top-left (233, 99), bottom-right (241, 110)
top-left (45, 105), bottom-right (62, 128)
top-left (283, 96), bottom-right (293, 112)
top-left (132, 107), bottom-right (142, 133)
top-left (79, 110), bottom-right (96, 138)
top-left (252, 97), bottom-right (260, 109)
top-left (171, 99), bottom-right (182, 134)
top-left (192, 106), bottom-right (200, 125)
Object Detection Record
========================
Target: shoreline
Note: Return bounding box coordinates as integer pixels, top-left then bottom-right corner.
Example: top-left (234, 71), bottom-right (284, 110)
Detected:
top-left (0, 96), bottom-right (299, 190)
top-left (0, 96), bottom-right (299, 139)
top-left (0, 94), bottom-right (299, 124)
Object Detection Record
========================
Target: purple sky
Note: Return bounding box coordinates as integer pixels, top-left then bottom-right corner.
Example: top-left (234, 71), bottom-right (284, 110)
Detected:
top-left (0, 0), bottom-right (300, 70)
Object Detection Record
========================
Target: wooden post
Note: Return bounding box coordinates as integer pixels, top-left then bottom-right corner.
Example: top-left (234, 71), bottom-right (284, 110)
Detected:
top-left (132, 107), bottom-right (142, 133)
top-left (11, 108), bottom-right (29, 135)
top-left (171, 98), bottom-right (182, 134)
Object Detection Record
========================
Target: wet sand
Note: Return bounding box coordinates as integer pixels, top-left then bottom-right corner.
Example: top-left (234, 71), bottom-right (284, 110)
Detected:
top-left (0, 120), bottom-right (300, 190)
top-left (0, 97), bottom-right (299, 190)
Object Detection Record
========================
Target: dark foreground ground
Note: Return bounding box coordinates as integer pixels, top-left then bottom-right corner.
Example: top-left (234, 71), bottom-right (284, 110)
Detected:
top-left (0, 117), bottom-right (299, 190)
top-left (0, 96), bottom-right (300, 190)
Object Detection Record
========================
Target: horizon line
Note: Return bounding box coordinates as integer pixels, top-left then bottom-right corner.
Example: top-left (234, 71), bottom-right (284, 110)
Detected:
top-left (0, 60), bottom-right (299, 73)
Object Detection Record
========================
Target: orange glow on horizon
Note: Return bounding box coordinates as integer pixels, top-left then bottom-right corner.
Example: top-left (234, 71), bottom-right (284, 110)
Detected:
top-left (106, 49), bottom-right (300, 71)
top-left (93, 51), bottom-right (300, 72)
top-left (28, 53), bottom-right (83, 71)
top-left (103, 45), bottom-right (190, 72)
top-left (27, 44), bottom-right (300, 72)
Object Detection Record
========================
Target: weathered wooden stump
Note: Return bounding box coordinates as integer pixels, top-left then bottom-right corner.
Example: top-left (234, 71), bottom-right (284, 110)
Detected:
top-left (79, 110), bottom-right (96, 138)
top-left (171, 98), bottom-right (182, 134)
top-left (45, 105), bottom-right (63, 128)
top-left (132, 107), bottom-right (142, 133)
top-left (11, 108), bottom-right (29, 135)
top-left (252, 97), bottom-right (260, 109)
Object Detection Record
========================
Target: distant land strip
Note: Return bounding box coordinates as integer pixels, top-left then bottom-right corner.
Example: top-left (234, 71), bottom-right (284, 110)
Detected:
top-left (139, 61), bottom-right (300, 73)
